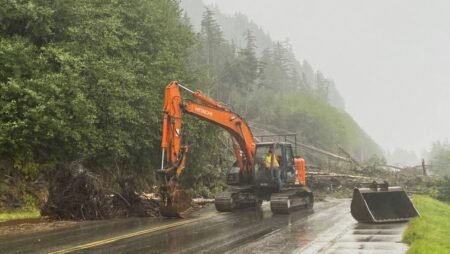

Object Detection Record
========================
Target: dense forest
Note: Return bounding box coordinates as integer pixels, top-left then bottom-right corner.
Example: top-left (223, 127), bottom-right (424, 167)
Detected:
top-left (0, 0), bottom-right (208, 183)
top-left (180, 0), bottom-right (346, 110)
top-left (0, 0), bottom-right (383, 198)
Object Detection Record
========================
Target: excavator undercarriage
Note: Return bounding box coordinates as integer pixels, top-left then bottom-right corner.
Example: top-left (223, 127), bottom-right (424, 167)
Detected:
top-left (214, 186), bottom-right (313, 214)
top-left (214, 187), bottom-right (257, 212)
top-left (269, 187), bottom-right (314, 214)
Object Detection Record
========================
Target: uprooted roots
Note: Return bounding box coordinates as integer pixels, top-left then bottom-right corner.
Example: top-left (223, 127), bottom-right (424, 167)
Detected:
top-left (41, 164), bottom-right (160, 220)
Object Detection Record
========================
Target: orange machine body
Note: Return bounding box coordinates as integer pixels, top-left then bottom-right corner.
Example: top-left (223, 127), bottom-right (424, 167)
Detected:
top-left (161, 81), bottom-right (256, 177)
top-left (161, 82), bottom-right (183, 166)
top-left (159, 81), bottom-right (313, 218)
top-left (294, 157), bottom-right (306, 186)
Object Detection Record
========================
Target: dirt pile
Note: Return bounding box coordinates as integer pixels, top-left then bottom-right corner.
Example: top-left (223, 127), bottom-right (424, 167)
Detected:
top-left (41, 164), bottom-right (160, 220)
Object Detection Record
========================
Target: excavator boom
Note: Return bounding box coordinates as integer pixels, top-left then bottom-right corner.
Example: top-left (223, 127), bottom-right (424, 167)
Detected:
top-left (159, 81), bottom-right (256, 217)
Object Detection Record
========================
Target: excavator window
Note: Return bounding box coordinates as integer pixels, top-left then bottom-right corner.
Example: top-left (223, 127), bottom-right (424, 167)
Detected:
top-left (255, 144), bottom-right (280, 169)
top-left (255, 145), bottom-right (268, 158)
top-left (255, 145), bottom-right (270, 170)
top-left (285, 146), bottom-right (294, 168)
top-left (283, 145), bottom-right (296, 183)
top-left (274, 147), bottom-right (282, 167)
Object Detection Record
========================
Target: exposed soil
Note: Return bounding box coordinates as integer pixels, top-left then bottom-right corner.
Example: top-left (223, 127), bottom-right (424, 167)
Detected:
top-left (0, 217), bottom-right (78, 236)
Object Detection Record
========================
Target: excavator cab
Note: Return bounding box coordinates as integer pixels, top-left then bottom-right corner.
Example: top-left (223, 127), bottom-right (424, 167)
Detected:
top-left (254, 143), bottom-right (277, 191)
top-left (253, 142), bottom-right (313, 213)
top-left (254, 143), bottom-right (297, 191)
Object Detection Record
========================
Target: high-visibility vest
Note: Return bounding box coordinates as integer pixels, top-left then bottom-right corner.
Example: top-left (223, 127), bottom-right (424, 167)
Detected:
top-left (265, 154), bottom-right (279, 168)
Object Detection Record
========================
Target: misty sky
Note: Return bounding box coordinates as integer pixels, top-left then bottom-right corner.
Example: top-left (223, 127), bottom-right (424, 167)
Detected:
top-left (203, 0), bottom-right (450, 155)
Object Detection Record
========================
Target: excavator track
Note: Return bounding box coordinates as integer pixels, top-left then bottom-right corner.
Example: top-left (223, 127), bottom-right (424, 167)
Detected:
top-left (270, 188), bottom-right (313, 214)
top-left (214, 191), bottom-right (236, 212)
top-left (214, 187), bottom-right (257, 212)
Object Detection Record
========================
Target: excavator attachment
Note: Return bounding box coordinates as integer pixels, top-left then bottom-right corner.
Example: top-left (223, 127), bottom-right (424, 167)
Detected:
top-left (159, 175), bottom-right (192, 218)
top-left (351, 181), bottom-right (419, 223)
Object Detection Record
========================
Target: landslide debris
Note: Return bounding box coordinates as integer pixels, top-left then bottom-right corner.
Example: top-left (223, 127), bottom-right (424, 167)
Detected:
top-left (41, 163), bottom-right (160, 220)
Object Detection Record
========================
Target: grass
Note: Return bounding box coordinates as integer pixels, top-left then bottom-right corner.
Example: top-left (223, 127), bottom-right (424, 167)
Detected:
top-left (403, 195), bottom-right (450, 254)
top-left (0, 209), bottom-right (41, 222)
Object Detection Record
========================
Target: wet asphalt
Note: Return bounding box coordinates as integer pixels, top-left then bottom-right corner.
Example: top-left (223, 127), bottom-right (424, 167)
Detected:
top-left (0, 199), bottom-right (409, 254)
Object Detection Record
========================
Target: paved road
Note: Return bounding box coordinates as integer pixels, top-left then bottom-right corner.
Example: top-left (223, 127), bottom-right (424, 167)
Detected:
top-left (0, 199), bottom-right (409, 254)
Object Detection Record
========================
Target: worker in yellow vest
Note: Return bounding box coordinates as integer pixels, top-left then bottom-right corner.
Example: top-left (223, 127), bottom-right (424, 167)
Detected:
top-left (265, 149), bottom-right (282, 189)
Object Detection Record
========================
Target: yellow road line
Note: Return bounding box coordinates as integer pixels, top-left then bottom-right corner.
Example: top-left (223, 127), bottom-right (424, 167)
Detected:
top-left (49, 216), bottom-right (212, 254)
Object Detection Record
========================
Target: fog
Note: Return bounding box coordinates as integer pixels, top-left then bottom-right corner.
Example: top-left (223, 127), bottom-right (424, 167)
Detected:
top-left (203, 0), bottom-right (450, 155)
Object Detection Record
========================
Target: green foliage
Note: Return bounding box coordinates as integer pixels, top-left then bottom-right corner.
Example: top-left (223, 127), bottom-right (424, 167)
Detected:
top-left (0, 209), bottom-right (40, 222)
top-left (428, 176), bottom-right (450, 203)
top-left (404, 196), bottom-right (450, 254)
top-left (23, 193), bottom-right (36, 208)
top-left (0, 0), bottom-right (195, 178)
top-left (179, 112), bottom-right (231, 194)
top-left (246, 91), bottom-right (382, 159)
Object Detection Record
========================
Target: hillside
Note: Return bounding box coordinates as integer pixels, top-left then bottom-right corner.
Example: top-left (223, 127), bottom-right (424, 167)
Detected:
top-left (180, 0), bottom-right (382, 160)
top-left (180, 0), bottom-right (345, 110)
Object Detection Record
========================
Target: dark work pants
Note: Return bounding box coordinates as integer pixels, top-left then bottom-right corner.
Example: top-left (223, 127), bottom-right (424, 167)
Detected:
top-left (273, 169), bottom-right (282, 190)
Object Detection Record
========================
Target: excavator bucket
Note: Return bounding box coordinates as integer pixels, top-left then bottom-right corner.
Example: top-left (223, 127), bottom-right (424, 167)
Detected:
top-left (159, 187), bottom-right (192, 218)
top-left (351, 182), bottom-right (419, 223)
top-left (159, 176), bottom-right (193, 218)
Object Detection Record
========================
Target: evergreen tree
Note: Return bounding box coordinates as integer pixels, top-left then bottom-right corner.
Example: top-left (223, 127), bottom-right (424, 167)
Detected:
top-left (201, 8), bottom-right (224, 68)
top-left (239, 30), bottom-right (258, 89)
top-left (199, 8), bottom-right (234, 101)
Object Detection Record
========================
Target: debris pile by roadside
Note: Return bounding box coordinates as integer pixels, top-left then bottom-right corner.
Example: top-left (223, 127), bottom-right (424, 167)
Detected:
top-left (112, 177), bottom-right (160, 217)
top-left (307, 172), bottom-right (370, 191)
top-left (41, 163), bottom-right (161, 220)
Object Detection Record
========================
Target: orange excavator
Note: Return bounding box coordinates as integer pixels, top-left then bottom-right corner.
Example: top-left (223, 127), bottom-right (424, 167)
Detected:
top-left (158, 81), bottom-right (313, 217)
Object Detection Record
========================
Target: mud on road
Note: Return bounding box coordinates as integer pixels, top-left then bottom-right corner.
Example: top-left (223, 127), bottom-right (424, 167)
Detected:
top-left (0, 218), bottom-right (77, 237)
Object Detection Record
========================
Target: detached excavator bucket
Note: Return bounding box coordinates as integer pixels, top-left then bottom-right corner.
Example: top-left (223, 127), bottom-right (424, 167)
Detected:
top-left (351, 182), bottom-right (419, 223)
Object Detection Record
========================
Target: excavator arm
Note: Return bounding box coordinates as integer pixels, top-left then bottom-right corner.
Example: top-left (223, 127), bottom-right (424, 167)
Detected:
top-left (159, 81), bottom-right (256, 217)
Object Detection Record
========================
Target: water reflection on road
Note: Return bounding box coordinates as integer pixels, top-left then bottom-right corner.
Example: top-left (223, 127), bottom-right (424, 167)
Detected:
top-left (0, 199), bottom-right (409, 254)
top-left (86, 200), bottom-right (344, 253)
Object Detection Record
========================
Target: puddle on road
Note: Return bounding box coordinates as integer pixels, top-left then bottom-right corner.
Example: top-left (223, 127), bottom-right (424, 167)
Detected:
top-left (321, 222), bottom-right (409, 254)
top-left (233, 200), bottom-right (353, 254)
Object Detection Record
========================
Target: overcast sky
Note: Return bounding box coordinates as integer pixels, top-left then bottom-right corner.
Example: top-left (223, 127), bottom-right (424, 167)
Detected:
top-left (203, 0), bottom-right (450, 154)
